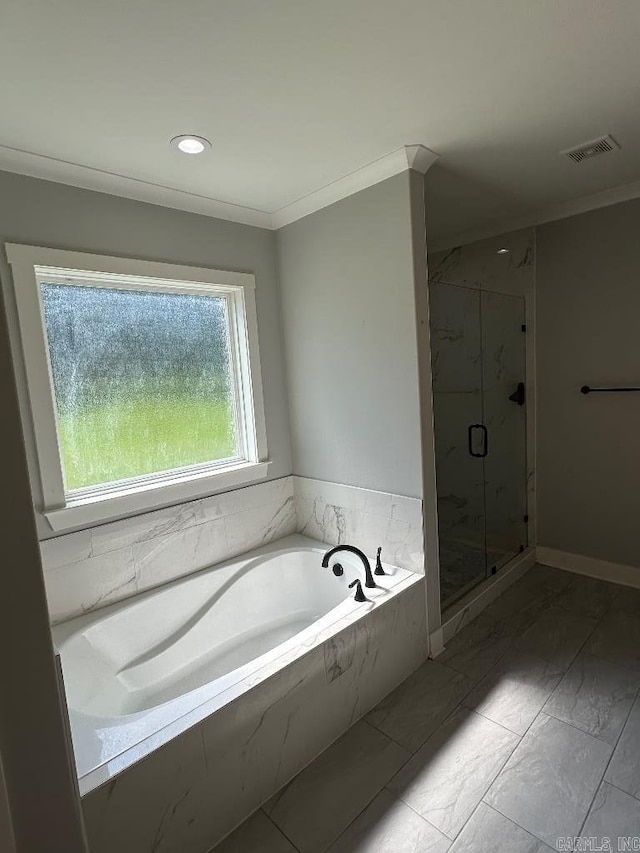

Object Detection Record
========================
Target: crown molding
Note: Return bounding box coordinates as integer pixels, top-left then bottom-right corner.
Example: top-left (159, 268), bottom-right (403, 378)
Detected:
top-left (0, 144), bottom-right (273, 229)
top-left (7, 137), bottom-right (638, 246)
top-left (431, 176), bottom-right (640, 251)
top-left (404, 144), bottom-right (440, 174)
top-left (0, 141), bottom-right (440, 232)
top-left (271, 144), bottom-right (439, 228)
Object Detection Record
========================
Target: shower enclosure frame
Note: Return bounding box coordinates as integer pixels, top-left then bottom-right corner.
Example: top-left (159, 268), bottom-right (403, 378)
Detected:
top-left (422, 229), bottom-right (538, 654)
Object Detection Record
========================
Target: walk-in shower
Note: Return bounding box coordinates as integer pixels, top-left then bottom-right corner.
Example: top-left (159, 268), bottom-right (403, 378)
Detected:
top-left (428, 248), bottom-right (530, 608)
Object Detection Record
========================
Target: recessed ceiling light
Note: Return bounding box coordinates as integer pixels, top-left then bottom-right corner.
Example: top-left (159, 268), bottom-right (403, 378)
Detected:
top-left (497, 248), bottom-right (510, 254)
top-left (170, 135), bottom-right (211, 155)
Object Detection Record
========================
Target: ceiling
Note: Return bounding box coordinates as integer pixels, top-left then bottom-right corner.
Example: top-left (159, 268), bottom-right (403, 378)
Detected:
top-left (2, 0), bottom-right (640, 244)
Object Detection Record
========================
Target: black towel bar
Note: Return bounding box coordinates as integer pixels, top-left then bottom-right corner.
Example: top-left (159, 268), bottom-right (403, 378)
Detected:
top-left (581, 385), bottom-right (640, 394)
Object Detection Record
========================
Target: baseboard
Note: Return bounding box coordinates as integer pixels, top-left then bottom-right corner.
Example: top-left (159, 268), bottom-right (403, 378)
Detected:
top-left (536, 546), bottom-right (640, 589)
top-left (441, 547), bottom-right (536, 644)
top-left (428, 627), bottom-right (445, 659)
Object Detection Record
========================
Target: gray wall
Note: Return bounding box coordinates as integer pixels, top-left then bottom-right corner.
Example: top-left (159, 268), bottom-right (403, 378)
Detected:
top-left (0, 256), bottom-right (88, 850)
top-left (0, 170), bottom-right (292, 537)
top-left (0, 755), bottom-right (15, 853)
top-left (278, 172), bottom-right (423, 498)
top-left (537, 198), bottom-right (640, 567)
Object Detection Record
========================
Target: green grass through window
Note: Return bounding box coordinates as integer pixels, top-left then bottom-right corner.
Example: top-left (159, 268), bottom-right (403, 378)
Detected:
top-left (59, 392), bottom-right (236, 491)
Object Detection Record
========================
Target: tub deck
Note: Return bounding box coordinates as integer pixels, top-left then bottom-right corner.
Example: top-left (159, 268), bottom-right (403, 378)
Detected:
top-left (53, 533), bottom-right (420, 794)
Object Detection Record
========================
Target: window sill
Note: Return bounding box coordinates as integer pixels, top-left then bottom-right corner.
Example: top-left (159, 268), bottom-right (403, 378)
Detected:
top-left (44, 460), bottom-right (271, 532)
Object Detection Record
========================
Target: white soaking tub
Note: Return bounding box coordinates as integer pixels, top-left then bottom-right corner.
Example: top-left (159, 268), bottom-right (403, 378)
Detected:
top-left (53, 533), bottom-right (417, 793)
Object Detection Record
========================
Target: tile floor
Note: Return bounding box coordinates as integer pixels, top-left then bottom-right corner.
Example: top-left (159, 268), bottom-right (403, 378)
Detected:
top-left (211, 566), bottom-right (640, 852)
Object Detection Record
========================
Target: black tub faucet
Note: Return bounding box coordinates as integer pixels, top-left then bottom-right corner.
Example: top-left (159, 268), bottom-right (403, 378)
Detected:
top-left (321, 545), bottom-right (376, 588)
top-left (349, 579), bottom-right (367, 602)
top-left (375, 547), bottom-right (386, 576)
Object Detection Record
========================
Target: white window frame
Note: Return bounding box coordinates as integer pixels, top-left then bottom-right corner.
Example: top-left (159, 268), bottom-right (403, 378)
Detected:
top-left (6, 244), bottom-right (269, 531)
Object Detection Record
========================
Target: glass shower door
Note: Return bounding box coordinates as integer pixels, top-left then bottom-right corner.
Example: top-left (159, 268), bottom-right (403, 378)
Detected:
top-left (430, 282), bottom-right (528, 607)
top-left (430, 283), bottom-right (488, 603)
top-left (481, 291), bottom-right (528, 572)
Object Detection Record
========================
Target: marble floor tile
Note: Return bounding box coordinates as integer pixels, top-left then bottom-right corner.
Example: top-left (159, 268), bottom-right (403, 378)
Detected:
top-left (584, 610), bottom-right (640, 674)
top-left (483, 565), bottom-right (573, 631)
top-left (462, 650), bottom-right (564, 735)
top-left (484, 713), bottom-right (612, 849)
top-left (517, 609), bottom-right (598, 670)
top-left (326, 789), bottom-right (450, 853)
top-left (449, 802), bottom-right (553, 853)
top-left (605, 695), bottom-right (640, 798)
top-left (609, 586), bottom-right (640, 615)
top-left (388, 707), bottom-right (519, 839)
top-left (263, 721), bottom-right (409, 853)
top-left (581, 782), bottom-right (640, 848)
top-left (439, 614), bottom-right (516, 681)
top-left (365, 660), bottom-right (475, 753)
top-left (544, 652), bottom-right (640, 745)
top-left (552, 574), bottom-right (620, 620)
top-left (212, 810), bottom-right (297, 853)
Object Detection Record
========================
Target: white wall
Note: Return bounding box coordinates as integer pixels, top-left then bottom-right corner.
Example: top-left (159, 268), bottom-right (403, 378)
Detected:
top-left (0, 169), bottom-right (292, 539)
top-left (277, 172), bottom-right (424, 499)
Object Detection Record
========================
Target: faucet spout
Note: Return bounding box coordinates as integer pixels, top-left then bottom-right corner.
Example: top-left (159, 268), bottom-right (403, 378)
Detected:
top-left (321, 545), bottom-right (376, 588)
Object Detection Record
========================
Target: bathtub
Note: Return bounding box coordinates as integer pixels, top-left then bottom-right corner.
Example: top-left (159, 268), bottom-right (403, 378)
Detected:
top-left (53, 533), bottom-right (418, 793)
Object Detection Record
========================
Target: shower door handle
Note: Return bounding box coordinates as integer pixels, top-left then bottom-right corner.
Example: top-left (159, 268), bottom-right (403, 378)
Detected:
top-left (468, 424), bottom-right (488, 458)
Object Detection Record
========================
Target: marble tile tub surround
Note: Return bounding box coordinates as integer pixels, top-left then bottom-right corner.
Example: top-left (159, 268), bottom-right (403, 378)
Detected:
top-left (41, 475), bottom-right (423, 623)
top-left (211, 565), bottom-right (640, 853)
top-left (81, 577), bottom-right (428, 853)
top-left (62, 535), bottom-right (419, 788)
top-left (293, 476), bottom-right (424, 575)
top-left (41, 476), bottom-right (297, 623)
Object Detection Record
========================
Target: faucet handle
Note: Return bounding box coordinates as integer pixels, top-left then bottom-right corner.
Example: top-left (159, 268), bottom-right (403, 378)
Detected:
top-left (348, 579), bottom-right (367, 602)
top-left (374, 547), bottom-right (386, 576)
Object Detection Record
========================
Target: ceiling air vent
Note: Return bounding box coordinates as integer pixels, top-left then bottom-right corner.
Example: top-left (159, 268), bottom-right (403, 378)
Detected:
top-left (561, 135), bottom-right (620, 164)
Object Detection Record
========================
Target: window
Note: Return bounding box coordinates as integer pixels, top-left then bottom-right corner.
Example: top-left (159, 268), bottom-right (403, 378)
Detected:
top-left (7, 245), bottom-right (268, 529)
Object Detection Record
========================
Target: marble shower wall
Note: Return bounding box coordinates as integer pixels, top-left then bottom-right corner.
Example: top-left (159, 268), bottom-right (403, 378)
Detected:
top-left (42, 476), bottom-right (424, 623)
top-left (428, 282), bottom-right (486, 566)
top-left (429, 228), bottom-right (534, 298)
top-left (481, 289), bottom-right (528, 556)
